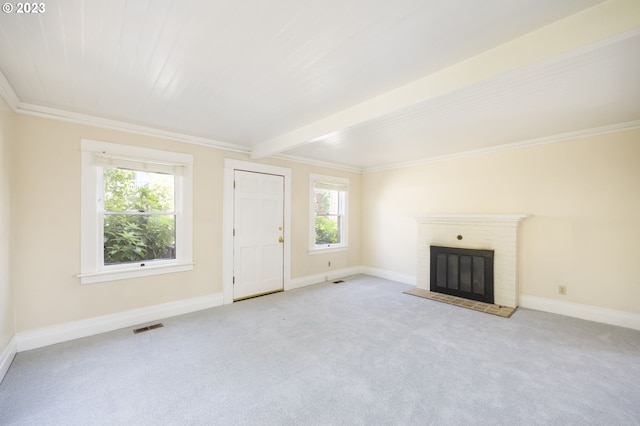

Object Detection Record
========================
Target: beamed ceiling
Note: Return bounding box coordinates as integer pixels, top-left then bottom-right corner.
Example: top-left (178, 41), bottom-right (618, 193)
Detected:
top-left (0, 0), bottom-right (638, 171)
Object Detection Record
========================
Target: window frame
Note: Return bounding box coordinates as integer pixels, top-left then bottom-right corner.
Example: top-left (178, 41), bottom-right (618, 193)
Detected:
top-left (309, 174), bottom-right (349, 254)
top-left (79, 139), bottom-right (193, 284)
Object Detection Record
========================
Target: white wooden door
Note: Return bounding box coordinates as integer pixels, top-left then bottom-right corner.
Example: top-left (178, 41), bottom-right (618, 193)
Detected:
top-left (233, 170), bottom-right (284, 300)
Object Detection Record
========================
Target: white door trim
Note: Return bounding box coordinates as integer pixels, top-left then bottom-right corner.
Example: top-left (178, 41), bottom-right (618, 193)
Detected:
top-left (223, 159), bottom-right (292, 305)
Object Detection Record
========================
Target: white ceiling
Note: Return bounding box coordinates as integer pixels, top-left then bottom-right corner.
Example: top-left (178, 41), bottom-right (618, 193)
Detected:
top-left (0, 0), bottom-right (637, 171)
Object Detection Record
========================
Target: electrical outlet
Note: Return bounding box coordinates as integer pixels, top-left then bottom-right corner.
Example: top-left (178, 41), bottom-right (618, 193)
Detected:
top-left (558, 285), bottom-right (567, 295)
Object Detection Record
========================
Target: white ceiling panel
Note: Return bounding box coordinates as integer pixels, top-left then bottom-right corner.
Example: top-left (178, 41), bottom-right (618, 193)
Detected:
top-left (284, 33), bottom-right (640, 169)
top-left (2, 0), bottom-right (637, 170)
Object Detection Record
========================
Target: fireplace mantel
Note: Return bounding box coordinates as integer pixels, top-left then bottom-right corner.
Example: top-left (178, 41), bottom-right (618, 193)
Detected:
top-left (416, 214), bottom-right (528, 225)
top-left (416, 214), bottom-right (528, 308)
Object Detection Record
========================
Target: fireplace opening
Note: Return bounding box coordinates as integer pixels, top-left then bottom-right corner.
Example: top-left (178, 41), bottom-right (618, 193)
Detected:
top-left (430, 246), bottom-right (494, 304)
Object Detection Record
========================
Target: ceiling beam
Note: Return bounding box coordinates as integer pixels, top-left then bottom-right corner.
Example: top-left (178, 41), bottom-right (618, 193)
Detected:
top-left (251, 0), bottom-right (640, 159)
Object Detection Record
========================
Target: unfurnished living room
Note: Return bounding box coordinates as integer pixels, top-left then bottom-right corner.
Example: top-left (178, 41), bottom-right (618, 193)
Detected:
top-left (0, 0), bottom-right (639, 424)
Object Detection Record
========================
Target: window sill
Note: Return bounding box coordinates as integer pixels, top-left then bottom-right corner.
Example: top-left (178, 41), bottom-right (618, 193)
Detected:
top-left (308, 246), bottom-right (349, 255)
top-left (78, 262), bottom-right (194, 284)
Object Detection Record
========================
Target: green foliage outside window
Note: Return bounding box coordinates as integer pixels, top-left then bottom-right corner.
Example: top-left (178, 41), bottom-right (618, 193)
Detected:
top-left (315, 215), bottom-right (339, 244)
top-left (314, 188), bottom-right (341, 245)
top-left (103, 168), bottom-right (176, 265)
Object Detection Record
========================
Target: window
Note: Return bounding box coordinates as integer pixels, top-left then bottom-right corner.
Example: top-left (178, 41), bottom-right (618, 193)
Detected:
top-left (309, 174), bottom-right (348, 252)
top-left (103, 168), bottom-right (175, 265)
top-left (80, 140), bottom-right (193, 284)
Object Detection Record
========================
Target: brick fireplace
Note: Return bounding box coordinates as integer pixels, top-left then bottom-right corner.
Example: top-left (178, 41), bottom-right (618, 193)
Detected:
top-left (416, 215), bottom-right (528, 308)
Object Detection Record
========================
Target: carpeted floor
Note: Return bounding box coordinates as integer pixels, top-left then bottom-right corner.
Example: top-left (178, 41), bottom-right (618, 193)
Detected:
top-left (1, 275), bottom-right (639, 425)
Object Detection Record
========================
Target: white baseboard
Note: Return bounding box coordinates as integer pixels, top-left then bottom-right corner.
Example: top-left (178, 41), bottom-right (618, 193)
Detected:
top-left (288, 266), bottom-right (364, 290)
top-left (0, 336), bottom-right (17, 384)
top-left (16, 293), bottom-right (224, 352)
top-left (351, 272), bottom-right (640, 331)
top-left (519, 294), bottom-right (640, 331)
top-left (361, 266), bottom-right (417, 286)
top-left (356, 270), bottom-right (640, 330)
top-left (287, 266), bottom-right (417, 290)
top-left (14, 278), bottom-right (637, 357)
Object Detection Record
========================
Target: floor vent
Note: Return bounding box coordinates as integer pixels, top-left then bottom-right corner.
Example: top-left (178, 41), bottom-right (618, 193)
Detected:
top-left (133, 323), bottom-right (164, 334)
top-left (333, 280), bottom-right (345, 284)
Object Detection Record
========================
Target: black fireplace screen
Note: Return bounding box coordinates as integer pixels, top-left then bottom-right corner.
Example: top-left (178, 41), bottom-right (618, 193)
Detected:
top-left (430, 246), bottom-right (494, 304)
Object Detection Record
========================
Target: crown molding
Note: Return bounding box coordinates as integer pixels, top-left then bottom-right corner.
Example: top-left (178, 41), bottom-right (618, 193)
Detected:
top-left (6, 96), bottom-right (361, 172)
top-left (0, 68), bottom-right (248, 153)
top-left (274, 153), bottom-right (364, 173)
top-left (416, 214), bottom-right (529, 224)
top-left (14, 103), bottom-right (252, 154)
top-left (11, 99), bottom-right (639, 175)
top-left (364, 120), bottom-right (640, 173)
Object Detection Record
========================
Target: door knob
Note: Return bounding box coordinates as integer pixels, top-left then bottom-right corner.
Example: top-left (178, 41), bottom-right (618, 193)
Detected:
top-left (278, 236), bottom-right (284, 243)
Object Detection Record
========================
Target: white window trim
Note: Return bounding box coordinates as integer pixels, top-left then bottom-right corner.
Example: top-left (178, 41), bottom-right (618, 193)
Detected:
top-left (79, 139), bottom-right (194, 284)
top-left (309, 174), bottom-right (349, 254)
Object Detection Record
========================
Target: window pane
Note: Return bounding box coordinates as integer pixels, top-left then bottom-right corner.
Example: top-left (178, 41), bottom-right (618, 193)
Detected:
top-left (314, 189), bottom-right (332, 215)
top-left (104, 214), bottom-right (176, 265)
top-left (104, 168), bottom-right (174, 213)
top-left (311, 175), bottom-right (347, 249)
top-left (315, 215), bottom-right (341, 245)
top-left (314, 187), bottom-right (345, 216)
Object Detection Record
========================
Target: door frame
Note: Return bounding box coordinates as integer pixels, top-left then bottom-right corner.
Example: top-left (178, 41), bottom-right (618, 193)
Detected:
top-left (222, 159), bottom-right (291, 304)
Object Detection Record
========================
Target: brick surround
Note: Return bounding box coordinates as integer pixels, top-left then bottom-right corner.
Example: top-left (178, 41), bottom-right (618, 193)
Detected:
top-left (416, 215), bottom-right (528, 308)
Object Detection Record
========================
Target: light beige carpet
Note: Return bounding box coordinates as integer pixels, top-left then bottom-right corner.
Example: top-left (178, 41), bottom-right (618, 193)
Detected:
top-left (404, 287), bottom-right (517, 318)
top-left (3, 275), bottom-right (639, 425)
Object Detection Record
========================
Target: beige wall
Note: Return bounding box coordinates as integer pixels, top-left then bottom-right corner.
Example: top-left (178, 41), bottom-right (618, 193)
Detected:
top-left (362, 129), bottom-right (640, 314)
top-left (12, 114), bottom-right (360, 332)
top-left (287, 162), bottom-right (361, 278)
top-left (8, 109), bottom-right (638, 334)
top-left (0, 97), bottom-right (15, 351)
